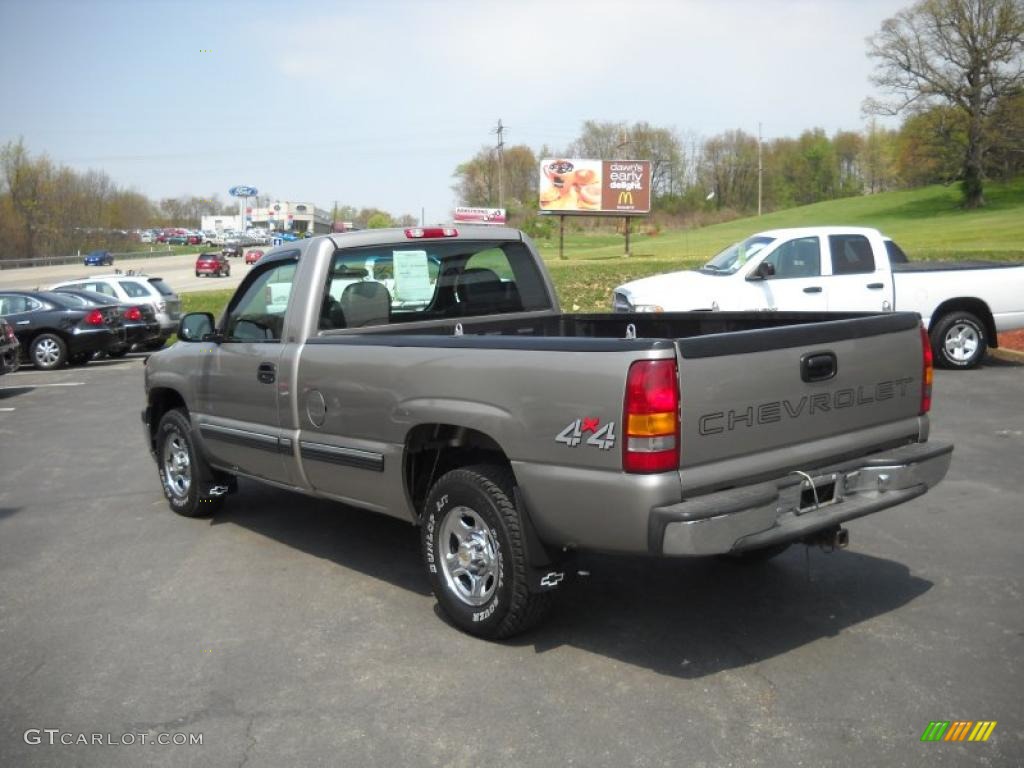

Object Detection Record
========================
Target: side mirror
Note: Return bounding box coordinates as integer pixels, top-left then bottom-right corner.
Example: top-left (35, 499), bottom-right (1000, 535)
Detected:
top-left (178, 312), bottom-right (216, 342)
top-left (747, 262), bottom-right (776, 281)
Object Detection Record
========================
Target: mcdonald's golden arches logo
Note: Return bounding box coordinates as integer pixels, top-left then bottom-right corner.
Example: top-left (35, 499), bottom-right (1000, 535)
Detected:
top-left (617, 191), bottom-right (634, 206)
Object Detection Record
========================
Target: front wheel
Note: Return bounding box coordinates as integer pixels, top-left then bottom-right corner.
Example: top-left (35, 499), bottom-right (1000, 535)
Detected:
top-left (155, 408), bottom-right (225, 517)
top-left (931, 311), bottom-right (987, 369)
top-left (422, 465), bottom-right (552, 639)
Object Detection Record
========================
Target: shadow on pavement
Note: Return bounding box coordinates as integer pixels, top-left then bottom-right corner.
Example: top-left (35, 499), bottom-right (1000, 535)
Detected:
top-left (217, 481), bottom-right (932, 679)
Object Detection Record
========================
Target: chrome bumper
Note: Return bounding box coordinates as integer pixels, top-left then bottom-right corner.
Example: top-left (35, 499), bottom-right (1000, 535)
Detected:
top-left (654, 442), bottom-right (953, 556)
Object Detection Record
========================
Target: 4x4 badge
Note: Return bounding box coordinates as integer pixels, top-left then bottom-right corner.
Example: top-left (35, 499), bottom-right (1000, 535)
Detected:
top-left (555, 418), bottom-right (616, 450)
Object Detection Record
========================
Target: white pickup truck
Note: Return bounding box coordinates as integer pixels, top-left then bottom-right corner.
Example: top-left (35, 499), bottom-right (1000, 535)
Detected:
top-left (613, 226), bottom-right (1024, 369)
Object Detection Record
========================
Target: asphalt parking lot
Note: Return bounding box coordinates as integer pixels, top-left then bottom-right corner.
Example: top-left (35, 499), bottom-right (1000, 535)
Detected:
top-left (0, 356), bottom-right (1021, 767)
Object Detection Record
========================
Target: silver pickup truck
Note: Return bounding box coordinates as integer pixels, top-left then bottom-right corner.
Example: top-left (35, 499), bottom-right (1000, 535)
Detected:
top-left (142, 226), bottom-right (953, 638)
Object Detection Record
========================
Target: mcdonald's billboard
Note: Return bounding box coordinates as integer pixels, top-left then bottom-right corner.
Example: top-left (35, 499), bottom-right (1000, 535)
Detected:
top-left (539, 158), bottom-right (651, 215)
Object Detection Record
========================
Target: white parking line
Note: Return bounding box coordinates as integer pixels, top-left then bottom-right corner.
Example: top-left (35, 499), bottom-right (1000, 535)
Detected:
top-left (0, 382), bottom-right (85, 389)
top-left (0, 407), bottom-right (15, 412)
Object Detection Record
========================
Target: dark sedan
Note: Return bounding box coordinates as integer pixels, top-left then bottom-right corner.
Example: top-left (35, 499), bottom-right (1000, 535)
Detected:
top-left (84, 250), bottom-right (114, 266)
top-left (0, 291), bottom-right (126, 369)
top-left (52, 288), bottom-right (161, 356)
top-left (0, 316), bottom-right (19, 374)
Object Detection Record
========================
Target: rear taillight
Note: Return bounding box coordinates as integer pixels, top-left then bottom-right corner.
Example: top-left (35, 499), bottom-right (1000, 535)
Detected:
top-left (85, 309), bottom-right (105, 326)
top-left (623, 359), bottom-right (680, 473)
top-left (405, 227), bottom-right (458, 238)
top-left (124, 306), bottom-right (142, 321)
top-left (920, 323), bottom-right (933, 415)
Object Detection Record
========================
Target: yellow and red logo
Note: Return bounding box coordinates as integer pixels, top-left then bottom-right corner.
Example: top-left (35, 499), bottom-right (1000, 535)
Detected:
top-left (921, 721), bottom-right (997, 742)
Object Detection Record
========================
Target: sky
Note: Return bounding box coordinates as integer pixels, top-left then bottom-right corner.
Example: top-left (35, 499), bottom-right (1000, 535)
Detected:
top-left (0, 0), bottom-right (908, 223)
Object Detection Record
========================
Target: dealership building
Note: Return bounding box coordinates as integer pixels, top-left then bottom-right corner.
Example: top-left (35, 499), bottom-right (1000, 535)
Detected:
top-left (201, 201), bottom-right (332, 234)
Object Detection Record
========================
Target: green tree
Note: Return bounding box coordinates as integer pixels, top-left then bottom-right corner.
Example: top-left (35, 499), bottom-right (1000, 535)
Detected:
top-left (366, 212), bottom-right (392, 228)
top-left (865, 0), bottom-right (1024, 207)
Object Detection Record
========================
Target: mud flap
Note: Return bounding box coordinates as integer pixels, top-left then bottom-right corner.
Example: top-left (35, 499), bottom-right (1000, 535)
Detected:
top-left (514, 487), bottom-right (575, 593)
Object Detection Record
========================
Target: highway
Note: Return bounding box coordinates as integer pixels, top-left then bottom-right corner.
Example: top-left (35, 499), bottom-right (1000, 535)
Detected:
top-left (0, 250), bottom-right (250, 295)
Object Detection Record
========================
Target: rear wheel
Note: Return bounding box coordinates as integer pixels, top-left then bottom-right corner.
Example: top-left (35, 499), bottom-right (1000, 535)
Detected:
top-left (422, 465), bottom-right (552, 639)
top-left (69, 351), bottom-right (94, 365)
top-left (30, 333), bottom-right (67, 370)
top-left (107, 346), bottom-right (129, 358)
top-left (931, 311), bottom-right (986, 369)
top-left (144, 338), bottom-right (167, 351)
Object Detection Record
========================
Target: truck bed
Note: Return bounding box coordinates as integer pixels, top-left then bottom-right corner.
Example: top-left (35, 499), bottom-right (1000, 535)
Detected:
top-left (892, 260), bottom-right (1024, 272)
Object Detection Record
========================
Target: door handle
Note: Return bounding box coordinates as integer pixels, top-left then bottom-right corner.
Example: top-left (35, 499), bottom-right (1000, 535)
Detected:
top-left (801, 351), bottom-right (837, 382)
top-left (867, 283), bottom-right (884, 290)
top-left (257, 362), bottom-right (276, 384)
top-left (803, 286), bottom-right (822, 294)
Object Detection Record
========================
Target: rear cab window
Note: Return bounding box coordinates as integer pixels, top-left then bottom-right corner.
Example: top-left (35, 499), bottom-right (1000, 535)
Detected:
top-left (885, 240), bottom-right (909, 264)
top-left (318, 239), bottom-right (551, 331)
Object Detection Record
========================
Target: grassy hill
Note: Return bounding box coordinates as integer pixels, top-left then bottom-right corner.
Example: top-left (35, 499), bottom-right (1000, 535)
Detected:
top-left (182, 178), bottom-right (1023, 317)
top-left (538, 177), bottom-right (1024, 309)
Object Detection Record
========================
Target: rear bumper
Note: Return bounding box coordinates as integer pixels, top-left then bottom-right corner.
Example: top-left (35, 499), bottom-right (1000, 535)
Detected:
top-left (654, 441), bottom-right (953, 556)
top-left (68, 327), bottom-right (123, 354)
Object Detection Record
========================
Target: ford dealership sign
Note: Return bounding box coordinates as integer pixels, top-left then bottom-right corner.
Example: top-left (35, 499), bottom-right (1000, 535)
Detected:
top-left (229, 185), bottom-right (258, 197)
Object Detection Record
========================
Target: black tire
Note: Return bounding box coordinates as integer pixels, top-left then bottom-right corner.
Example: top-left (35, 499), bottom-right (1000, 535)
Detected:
top-left (107, 346), bottom-right (129, 358)
top-left (195, 271), bottom-right (201, 278)
top-left (155, 408), bottom-right (225, 517)
top-left (144, 338), bottom-right (167, 351)
top-left (930, 311), bottom-right (987, 369)
top-left (69, 351), bottom-right (95, 365)
top-left (720, 543), bottom-right (792, 564)
top-left (422, 465), bottom-right (552, 639)
top-left (30, 333), bottom-right (67, 370)
top-left (224, 267), bottom-right (230, 277)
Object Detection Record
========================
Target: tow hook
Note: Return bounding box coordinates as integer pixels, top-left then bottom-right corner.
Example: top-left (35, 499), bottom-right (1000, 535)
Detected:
top-left (805, 525), bottom-right (849, 552)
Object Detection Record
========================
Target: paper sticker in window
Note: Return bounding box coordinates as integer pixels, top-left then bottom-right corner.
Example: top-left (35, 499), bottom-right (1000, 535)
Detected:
top-left (393, 250), bottom-right (433, 304)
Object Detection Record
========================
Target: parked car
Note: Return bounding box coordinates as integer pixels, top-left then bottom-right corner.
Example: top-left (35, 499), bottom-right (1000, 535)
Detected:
top-left (145, 228), bottom-right (952, 638)
top-left (49, 274), bottom-right (181, 350)
top-left (167, 234), bottom-right (189, 245)
top-left (0, 316), bottom-right (20, 374)
top-left (271, 231), bottom-right (298, 242)
top-left (221, 243), bottom-right (242, 259)
top-left (244, 249), bottom-right (264, 265)
top-left (139, 231), bottom-right (154, 244)
top-left (612, 226), bottom-right (1024, 369)
top-left (195, 252), bottom-right (232, 277)
top-left (0, 290), bottom-right (126, 369)
top-left (52, 287), bottom-right (161, 355)
top-left (186, 233), bottom-right (203, 245)
top-left (84, 250), bottom-right (114, 267)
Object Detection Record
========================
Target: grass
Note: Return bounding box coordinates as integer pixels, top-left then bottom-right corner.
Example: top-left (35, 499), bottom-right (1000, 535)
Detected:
top-left (180, 178), bottom-right (1024, 313)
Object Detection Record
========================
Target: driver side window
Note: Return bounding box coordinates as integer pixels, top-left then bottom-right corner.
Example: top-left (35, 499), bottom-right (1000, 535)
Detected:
top-left (224, 261), bottom-right (297, 342)
top-left (762, 237), bottom-right (821, 279)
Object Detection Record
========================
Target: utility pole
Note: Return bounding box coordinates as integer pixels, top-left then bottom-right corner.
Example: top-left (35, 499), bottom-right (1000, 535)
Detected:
top-left (492, 119), bottom-right (506, 209)
top-left (757, 122), bottom-right (763, 217)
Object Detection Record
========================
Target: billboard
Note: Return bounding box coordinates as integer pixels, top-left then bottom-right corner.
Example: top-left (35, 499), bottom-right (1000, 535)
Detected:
top-left (538, 158), bottom-right (651, 215)
top-left (453, 207), bottom-right (507, 225)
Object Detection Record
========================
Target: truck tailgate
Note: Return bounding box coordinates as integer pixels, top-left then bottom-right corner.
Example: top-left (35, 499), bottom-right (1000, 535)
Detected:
top-left (676, 313), bottom-right (925, 486)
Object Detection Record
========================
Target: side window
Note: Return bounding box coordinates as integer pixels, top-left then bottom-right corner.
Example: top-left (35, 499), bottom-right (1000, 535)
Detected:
top-left (84, 282), bottom-right (117, 298)
top-left (762, 237), bottom-right (821, 279)
top-left (119, 281), bottom-right (149, 298)
top-left (830, 235), bottom-right (876, 274)
top-left (224, 261), bottom-right (297, 342)
top-left (0, 295), bottom-right (39, 314)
